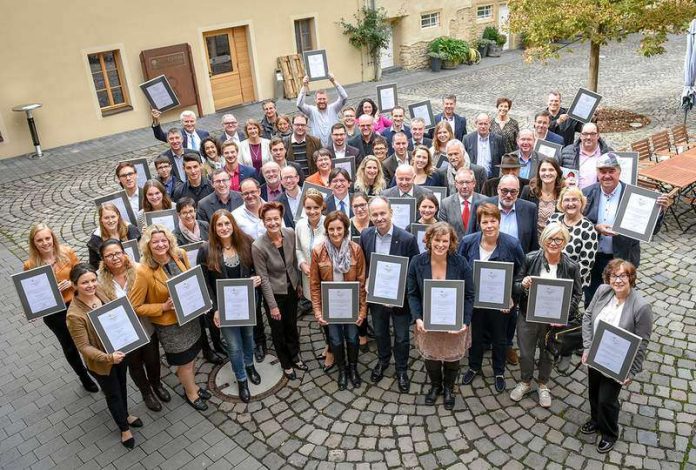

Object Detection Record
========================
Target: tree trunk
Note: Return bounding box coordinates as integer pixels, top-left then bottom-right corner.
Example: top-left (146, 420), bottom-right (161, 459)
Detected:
top-left (588, 41), bottom-right (600, 92)
top-left (373, 50), bottom-right (382, 81)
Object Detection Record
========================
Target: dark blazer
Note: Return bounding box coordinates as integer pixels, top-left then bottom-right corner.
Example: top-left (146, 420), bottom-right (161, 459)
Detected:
top-left (582, 182), bottom-right (662, 267)
top-left (260, 183), bottom-right (284, 203)
top-left (381, 153), bottom-right (410, 183)
top-left (324, 194), bottom-right (353, 217)
top-left (406, 252), bottom-right (475, 325)
top-left (159, 149), bottom-right (189, 182)
top-left (174, 220), bottom-right (210, 247)
top-left (438, 192), bottom-right (486, 241)
top-left (511, 150), bottom-right (541, 180)
top-left (232, 163), bottom-right (260, 185)
top-left (257, 161), bottom-right (305, 187)
top-left (463, 132), bottom-right (505, 175)
top-left (408, 137), bottom-right (432, 151)
top-left (381, 184), bottom-right (433, 202)
top-left (276, 192), bottom-right (296, 229)
top-left (284, 135), bottom-right (323, 174)
top-left (196, 191), bottom-right (244, 223)
top-left (389, 172), bottom-right (444, 188)
top-left (381, 126), bottom-right (412, 152)
top-left (153, 124), bottom-right (209, 147)
top-left (87, 224), bottom-right (141, 269)
top-left (429, 113), bottom-right (467, 141)
top-left (471, 197), bottom-right (539, 253)
top-left (481, 176), bottom-right (530, 197)
top-left (251, 228), bottom-right (301, 309)
top-left (348, 133), bottom-right (377, 161)
top-left (216, 130), bottom-right (247, 147)
top-left (437, 164), bottom-right (488, 196)
top-left (326, 145), bottom-right (361, 161)
top-left (360, 225), bottom-right (419, 316)
top-left (542, 131), bottom-right (564, 146)
top-left (171, 179), bottom-right (214, 204)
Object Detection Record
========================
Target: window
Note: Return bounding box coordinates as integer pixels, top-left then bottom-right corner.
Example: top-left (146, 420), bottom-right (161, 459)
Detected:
top-left (477, 5), bottom-right (493, 20)
top-left (88, 50), bottom-right (130, 115)
top-left (421, 12), bottom-right (440, 29)
top-left (295, 19), bottom-right (315, 54)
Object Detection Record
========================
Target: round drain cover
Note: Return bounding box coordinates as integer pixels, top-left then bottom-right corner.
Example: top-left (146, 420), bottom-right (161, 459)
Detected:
top-left (210, 353), bottom-right (286, 402)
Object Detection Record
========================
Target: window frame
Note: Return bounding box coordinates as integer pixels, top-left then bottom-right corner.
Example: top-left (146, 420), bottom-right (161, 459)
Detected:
top-left (476, 5), bottom-right (493, 20)
top-left (87, 50), bottom-right (131, 116)
top-left (420, 11), bottom-right (440, 29)
top-left (294, 18), bottom-right (315, 54)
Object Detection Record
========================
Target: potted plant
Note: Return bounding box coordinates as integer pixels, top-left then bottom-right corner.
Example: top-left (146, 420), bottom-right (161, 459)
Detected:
top-left (483, 26), bottom-right (503, 57)
top-left (478, 38), bottom-right (495, 57)
top-left (428, 51), bottom-right (445, 72)
top-left (427, 37), bottom-right (469, 70)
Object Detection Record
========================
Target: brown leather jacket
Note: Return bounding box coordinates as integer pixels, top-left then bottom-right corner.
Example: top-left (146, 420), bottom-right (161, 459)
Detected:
top-left (309, 241), bottom-right (367, 321)
top-left (66, 292), bottom-right (114, 375)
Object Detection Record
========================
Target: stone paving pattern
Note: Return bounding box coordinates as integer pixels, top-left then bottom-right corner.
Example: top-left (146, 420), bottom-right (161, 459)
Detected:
top-left (1, 34), bottom-right (695, 469)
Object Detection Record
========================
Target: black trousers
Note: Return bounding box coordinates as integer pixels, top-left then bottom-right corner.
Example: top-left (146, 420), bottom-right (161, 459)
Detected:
top-left (199, 310), bottom-right (223, 354)
top-left (265, 288), bottom-right (299, 370)
top-left (585, 253), bottom-right (613, 308)
top-left (424, 360), bottom-right (459, 386)
top-left (469, 308), bottom-right (507, 376)
top-left (588, 367), bottom-right (622, 442)
top-left (254, 288), bottom-right (267, 346)
top-left (91, 362), bottom-right (129, 432)
top-left (127, 333), bottom-right (161, 393)
top-left (43, 310), bottom-right (91, 382)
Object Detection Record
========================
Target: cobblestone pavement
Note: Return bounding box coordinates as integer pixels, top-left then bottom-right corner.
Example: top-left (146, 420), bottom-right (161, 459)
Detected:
top-left (1, 35), bottom-right (696, 469)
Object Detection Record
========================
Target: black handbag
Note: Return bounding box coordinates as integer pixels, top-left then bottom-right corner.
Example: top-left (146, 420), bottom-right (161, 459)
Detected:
top-left (545, 324), bottom-right (583, 360)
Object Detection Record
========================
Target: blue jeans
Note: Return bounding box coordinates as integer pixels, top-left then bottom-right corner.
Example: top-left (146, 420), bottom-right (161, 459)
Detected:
top-left (327, 323), bottom-right (359, 348)
top-left (372, 306), bottom-right (411, 373)
top-left (220, 326), bottom-right (255, 381)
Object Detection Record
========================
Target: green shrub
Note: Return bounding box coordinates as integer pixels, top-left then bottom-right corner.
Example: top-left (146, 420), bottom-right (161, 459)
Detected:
top-left (427, 36), bottom-right (470, 63)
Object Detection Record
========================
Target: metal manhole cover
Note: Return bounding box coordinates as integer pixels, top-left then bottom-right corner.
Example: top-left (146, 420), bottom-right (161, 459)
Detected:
top-left (208, 353), bottom-right (287, 402)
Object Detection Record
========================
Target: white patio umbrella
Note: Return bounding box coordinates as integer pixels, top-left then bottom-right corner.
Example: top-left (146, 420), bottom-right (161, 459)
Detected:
top-left (682, 19), bottom-right (696, 124)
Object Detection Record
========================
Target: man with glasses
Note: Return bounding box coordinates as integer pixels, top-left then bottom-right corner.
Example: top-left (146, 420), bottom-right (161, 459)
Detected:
top-left (438, 168), bottom-right (485, 240)
top-left (277, 166), bottom-right (302, 229)
top-left (221, 141), bottom-right (257, 192)
top-left (340, 106), bottom-right (358, 139)
top-left (283, 113), bottom-right (322, 176)
top-left (324, 168), bottom-right (353, 218)
top-left (196, 168), bottom-right (243, 223)
top-left (327, 123), bottom-right (360, 162)
top-left (115, 162), bottom-right (142, 214)
top-left (151, 109), bottom-right (210, 151)
top-left (217, 113), bottom-right (246, 146)
top-left (154, 156), bottom-right (178, 197)
top-left (348, 114), bottom-right (378, 161)
top-left (297, 72), bottom-right (348, 146)
top-left (559, 122), bottom-right (613, 189)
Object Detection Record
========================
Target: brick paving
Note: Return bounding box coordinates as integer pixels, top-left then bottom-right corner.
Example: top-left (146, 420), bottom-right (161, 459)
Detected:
top-left (1, 34), bottom-right (696, 469)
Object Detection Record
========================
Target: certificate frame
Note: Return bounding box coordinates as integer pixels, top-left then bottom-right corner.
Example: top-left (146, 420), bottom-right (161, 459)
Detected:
top-left (12, 265), bottom-right (66, 321)
top-left (351, 235), bottom-right (362, 244)
top-left (376, 84), bottom-right (398, 113)
top-left (366, 253), bottom-right (409, 307)
top-left (139, 75), bottom-right (180, 112)
top-left (612, 184), bottom-right (661, 242)
top-left (303, 49), bottom-right (329, 81)
top-left (534, 139), bottom-right (563, 161)
top-left (122, 239), bottom-right (141, 263)
top-left (587, 320), bottom-right (642, 383)
top-left (144, 208), bottom-right (179, 233)
top-left (434, 154), bottom-right (448, 169)
top-left (216, 279), bottom-right (256, 327)
top-left (295, 182), bottom-right (333, 220)
top-left (567, 87), bottom-right (602, 124)
top-left (120, 158), bottom-right (151, 189)
top-left (526, 277), bottom-right (573, 325)
top-left (87, 297), bottom-right (150, 355)
top-left (180, 241), bottom-right (204, 267)
top-left (333, 156), bottom-right (356, 181)
top-left (409, 223), bottom-right (429, 254)
top-left (386, 197), bottom-right (416, 231)
top-left (473, 260), bottom-right (514, 310)
top-left (321, 281), bottom-right (360, 324)
top-left (423, 279), bottom-right (464, 332)
top-left (421, 186), bottom-right (447, 205)
top-left (95, 191), bottom-right (138, 227)
top-left (614, 152), bottom-right (639, 186)
top-left (166, 265), bottom-right (213, 326)
top-left (408, 100), bottom-right (435, 129)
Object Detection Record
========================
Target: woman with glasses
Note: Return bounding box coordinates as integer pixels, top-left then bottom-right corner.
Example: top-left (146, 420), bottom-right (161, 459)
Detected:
top-left (371, 136), bottom-right (389, 163)
top-left (87, 203), bottom-right (140, 269)
top-left (305, 149), bottom-right (334, 188)
top-left (173, 197), bottom-right (209, 246)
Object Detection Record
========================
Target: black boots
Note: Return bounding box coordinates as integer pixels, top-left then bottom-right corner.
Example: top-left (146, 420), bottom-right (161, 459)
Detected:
top-left (424, 361), bottom-right (444, 405)
top-left (245, 365), bottom-right (261, 385)
top-left (238, 380), bottom-right (251, 403)
top-left (347, 344), bottom-right (361, 388)
top-left (443, 367), bottom-right (458, 410)
top-left (334, 346), bottom-right (348, 390)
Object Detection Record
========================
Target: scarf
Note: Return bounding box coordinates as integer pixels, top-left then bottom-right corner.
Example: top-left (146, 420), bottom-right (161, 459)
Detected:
top-left (179, 218), bottom-right (201, 242)
top-left (325, 238), bottom-right (352, 274)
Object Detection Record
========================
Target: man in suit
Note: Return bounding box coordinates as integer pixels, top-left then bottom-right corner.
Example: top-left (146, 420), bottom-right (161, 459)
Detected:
top-left (438, 168), bottom-right (484, 240)
top-left (260, 100), bottom-right (278, 139)
top-left (151, 109), bottom-right (210, 151)
top-left (277, 165), bottom-right (302, 229)
top-left (360, 196), bottom-right (420, 392)
top-left (217, 113), bottom-right (247, 146)
top-left (437, 139), bottom-right (487, 195)
top-left (533, 110), bottom-right (564, 145)
top-left (559, 122), bottom-right (613, 189)
top-left (159, 128), bottom-right (189, 183)
top-left (547, 91), bottom-right (584, 146)
top-left (283, 113), bottom-right (323, 176)
top-left (380, 106), bottom-right (412, 153)
top-left (197, 169), bottom-right (244, 223)
top-left (408, 118), bottom-right (432, 151)
top-left (463, 113), bottom-right (505, 177)
top-left (582, 153), bottom-right (668, 305)
top-left (348, 114), bottom-right (378, 160)
top-left (172, 153), bottom-right (213, 204)
top-left (259, 161), bottom-right (284, 203)
top-left (268, 138), bottom-right (305, 186)
top-left (221, 141), bottom-right (257, 192)
top-left (382, 132), bottom-right (410, 183)
top-left (428, 94), bottom-right (467, 141)
top-left (381, 164), bottom-right (433, 201)
top-left (481, 154), bottom-right (530, 197)
top-left (327, 123), bottom-right (360, 162)
top-left (324, 168), bottom-right (352, 218)
top-left (512, 129), bottom-right (541, 181)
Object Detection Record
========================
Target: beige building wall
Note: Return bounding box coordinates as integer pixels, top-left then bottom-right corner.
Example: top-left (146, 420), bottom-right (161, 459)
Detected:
top-left (0, 0), bottom-right (371, 159)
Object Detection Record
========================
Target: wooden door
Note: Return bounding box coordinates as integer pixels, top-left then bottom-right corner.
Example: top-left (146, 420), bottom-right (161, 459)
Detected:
top-left (203, 27), bottom-right (255, 110)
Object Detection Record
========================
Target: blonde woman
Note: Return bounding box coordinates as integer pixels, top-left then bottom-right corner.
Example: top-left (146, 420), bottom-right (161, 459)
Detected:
top-left (431, 121), bottom-right (454, 162)
top-left (87, 203), bottom-right (140, 268)
top-left (354, 155), bottom-right (386, 196)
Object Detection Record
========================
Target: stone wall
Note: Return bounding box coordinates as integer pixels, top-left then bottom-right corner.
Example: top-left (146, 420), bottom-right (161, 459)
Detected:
top-left (399, 41), bottom-right (430, 70)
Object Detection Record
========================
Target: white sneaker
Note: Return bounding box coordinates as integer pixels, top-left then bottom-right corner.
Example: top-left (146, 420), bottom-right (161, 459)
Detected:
top-left (510, 382), bottom-right (532, 402)
top-left (538, 386), bottom-right (552, 408)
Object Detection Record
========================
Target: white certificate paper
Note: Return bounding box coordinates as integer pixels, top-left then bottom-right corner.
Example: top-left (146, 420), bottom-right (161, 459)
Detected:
top-left (307, 54), bottom-right (326, 78)
top-left (185, 248), bottom-right (199, 267)
top-left (175, 277), bottom-right (205, 314)
top-left (124, 246), bottom-right (136, 261)
top-left (147, 82), bottom-right (175, 110)
top-left (150, 215), bottom-right (176, 232)
top-left (379, 88), bottom-right (395, 111)
top-left (328, 289), bottom-right (353, 319)
top-left (534, 284), bottom-right (565, 319)
top-left (416, 230), bottom-right (426, 254)
top-left (617, 157), bottom-right (635, 185)
top-left (110, 197), bottom-right (134, 225)
top-left (334, 161), bottom-right (353, 179)
top-left (617, 193), bottom-right (652, 234)
top-left (98, 306), bottom-right (139, 351)
top-left (537, 143), bottom-right (557, 159)
top-left (224, 285), bottom-right (249, 321)
top-left (429, 287), bottom-right (458, 326)
top-left (372, 262), bottom-right (402, 300)
top-left (478, 268), bottom-right (506, 305)
top-left (573, 94), bottom-right (597, 121)
top-left (391, 204), bottom-right (412, 230)
top-left (593, 329), bottom-right (632, 375)
top-left (412, 106), bottom-right (432, 126)
top-left (20, 273), bottom-right (58, 313)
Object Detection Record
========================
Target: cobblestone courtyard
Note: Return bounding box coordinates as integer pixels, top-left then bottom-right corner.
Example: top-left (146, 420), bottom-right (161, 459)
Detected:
top-left (1, 35), bottom-right (695, 469)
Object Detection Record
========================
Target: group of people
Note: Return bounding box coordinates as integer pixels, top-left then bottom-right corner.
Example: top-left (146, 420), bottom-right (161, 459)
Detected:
top-left (26, 82), bottom-right (667, 453)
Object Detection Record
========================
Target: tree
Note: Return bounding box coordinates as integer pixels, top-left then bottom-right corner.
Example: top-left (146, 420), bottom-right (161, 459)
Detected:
top-left (339, 6), bottom-right (391, 81)
top-left (508, 0), bottom-right (696, 91)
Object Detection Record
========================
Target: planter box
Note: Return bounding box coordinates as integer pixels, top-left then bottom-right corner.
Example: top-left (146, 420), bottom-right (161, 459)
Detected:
top-left (430, 58), bottom-right (442, 72)
top-left (477, 44), bottom-right (489, 57)
top-left (488, 45), bottom-right (502, 57)
top-left (442, 60), bottom-right (460, 69)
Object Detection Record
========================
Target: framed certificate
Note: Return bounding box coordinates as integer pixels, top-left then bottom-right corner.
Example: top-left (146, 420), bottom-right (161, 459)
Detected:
top-left (434, 154), bottom-right (448, 169)
top-left (303, 50), bottom-right (329, 81)
top-left (423, 280), bottom-right (464, 331)
top-left (351, 235), bottom-right (362, 244)
top-left (421, 186), bottom-right (447, 204)
top-left (321, 281), bottom-right (359, 324)
top-left (139, 75), bottom-right (180, 112)
top-left (144, 208), bottom-right (179, 233)
top-left (614, 152), bottom-right (638, 186)
top-left (408, 101), bottom-right (435, 129)
top-left (567, 88), bottom-right (602, 123)
top-left (473, 260), bottom-right (514, 310)
top-left (95, 191), bottom-right (138, 227)
top-left (612, 184), bottom-right (661, 242)
top-left (534, 139), bottom-right (563, 160)
top-left (587, 320), bottom-right (642, 383)
top-left (12, 265), bottom-right (66, 321)
top-left (333, 156), bottom-right (356, 181)
top-left (526, 277), bottom-right (573, 324)
top-left (166, 265), bottom-right (212, 326)
top-left (120, 158), bottom-right (151, 189)
top-left (367, 253), bottom-right (409, 307)
top-left (217, 279), bottom-right (256, 327)
top-left (88, 297), bottom-right (150, 354)
top-left (409, 223), bottom-right (428, 254)
top-left (386, 197), bottom-right (416, 230)
top-left (295, 182), bottom-right (333, 220)
top-left (122, 239), bottom-right (140, 263)
top-left (376, 84), bottom-right (398, 113)
top-left (180, 241), bottom-right (204, 267)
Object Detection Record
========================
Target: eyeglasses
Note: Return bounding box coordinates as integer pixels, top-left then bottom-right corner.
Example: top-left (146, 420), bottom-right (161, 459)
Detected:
top-left (212, 178), bottom-right (230, 185)
top-left (119, 172), bottom-right (136, 178)
top-left (547, 237), bottom-right (565, 245)
top-left (293, 123), bottom-right (306, 127)
top-left (241, 191), bottom-right (258, 197)
top-left (353, 203), bottom-right (368, 210)
top-left (610, 274), bottom-right (629, 281)
top-left (103, 252), bottom-right (124, 260)
top-left (581, 132), bottom-right (598, 137)
top-left (456, 180), bottom-right (475, 185)
top-left (499, 188), bottom-right (519, 196)
top-left (223, 121), bottom-right (237, 125)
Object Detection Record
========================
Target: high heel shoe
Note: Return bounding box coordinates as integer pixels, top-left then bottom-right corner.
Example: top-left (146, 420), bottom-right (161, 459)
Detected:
top-left (127, 417), bottom-right (143, 428)
top-left (121, 437), bottom-right (135, 449)
top-left (186, 396), bottom-right (208, 411)
top-left (283, 369), bottom-right (297, 380)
